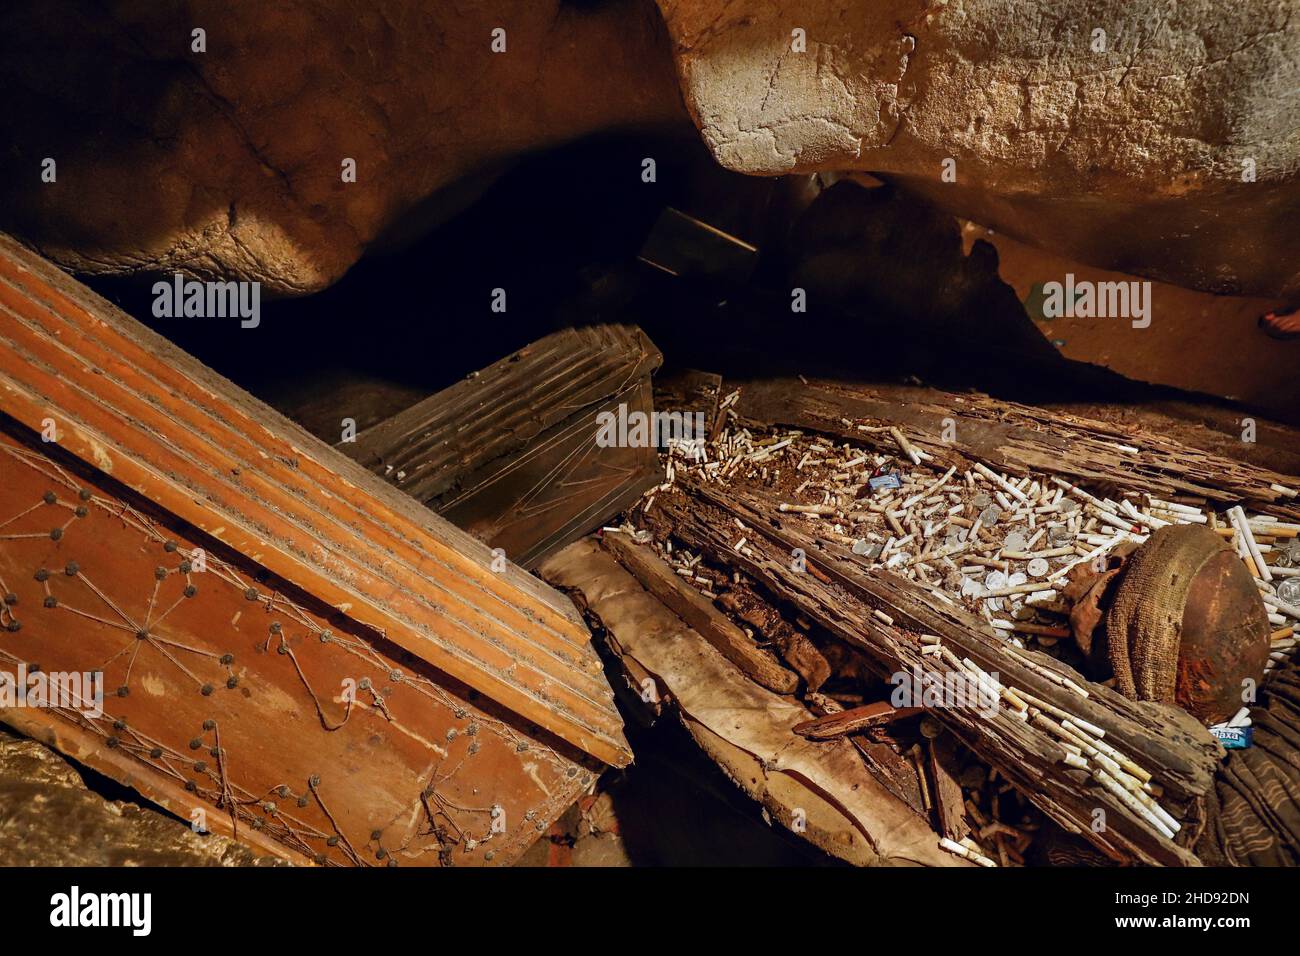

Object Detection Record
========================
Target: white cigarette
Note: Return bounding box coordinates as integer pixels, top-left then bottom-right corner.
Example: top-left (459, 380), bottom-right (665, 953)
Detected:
top-left (1230, 506), bottom-right (1271, 582)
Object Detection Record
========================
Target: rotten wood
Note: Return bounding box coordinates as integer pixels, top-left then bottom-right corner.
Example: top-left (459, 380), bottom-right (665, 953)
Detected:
top-left (540, 538), bottom-right (965, 867)
top-left (929, 735), bottom-right (971, 843)
top-left (653, 367), bottom-right (723, 442)
top-left (793, 702), bottom-right (921, 740)
top-left (344, 324), bottom-right (664, 569)
top-left (650, 478), bottom-right (1221, 866)
top-left (735, 378), bottom-right (1300, 521)
top-left (717, 589), bottom-right (832, 691)
top-left (601, 531), bottom-right (797, 694)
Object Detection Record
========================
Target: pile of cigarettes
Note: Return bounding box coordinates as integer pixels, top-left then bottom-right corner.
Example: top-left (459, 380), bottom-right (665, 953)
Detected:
top-left (649, 390), bottom-right (1300, 662)
top-left (628, 389), bottom-right (1300, 864)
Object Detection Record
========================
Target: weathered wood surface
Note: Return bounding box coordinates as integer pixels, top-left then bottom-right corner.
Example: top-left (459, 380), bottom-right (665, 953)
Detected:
top-left (601, 531), bottom-right (797, 694)
top-left (345, 324), bottom-right (664, 569)
top-left (0, 234), bottom-right (630, 864)
top-left (928, 736), bottom-right (970, 843)
top-left (650, 479), bottom-right (1222, 866)
top-left (653, 367), bottom-right (723, 442)
top-left (735, 378), bottom-right (1300, 521)
top-left (0, 233), bottom-right (627, 769)
top-left (540, 538), bottom-right (965, 867)
top-left (793, 702), bottom-right (921, 740)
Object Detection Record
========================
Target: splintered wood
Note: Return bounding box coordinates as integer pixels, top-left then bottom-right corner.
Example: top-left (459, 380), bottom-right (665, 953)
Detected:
top-left (344, 324), bottom-right (664, 569)
top-left (612, 379), bottom-right (1300, 866)
top-left (0, 234), bottom-right (629, 866)
top-left (540, 537), bottom-right (961, 867)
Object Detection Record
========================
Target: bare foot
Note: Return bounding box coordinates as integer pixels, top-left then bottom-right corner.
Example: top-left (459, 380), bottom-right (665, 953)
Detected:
top-left (1260, 307), bottom-right (1300, 340)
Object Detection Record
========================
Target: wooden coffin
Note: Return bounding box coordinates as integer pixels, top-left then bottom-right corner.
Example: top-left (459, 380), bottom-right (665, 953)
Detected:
top-left (343, 324), bottom-right (664, 569)
top-left (0, 233), bottom-right (630, 866)
top-left (539, 537), bottom-right (963, 867)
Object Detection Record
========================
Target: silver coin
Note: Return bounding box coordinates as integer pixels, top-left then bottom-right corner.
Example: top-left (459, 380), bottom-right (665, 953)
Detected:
top-left (1003, 532), bottom-right (1028, 553)
top-left (1278, 578), bottom-right (1300, 604)
top-left (980, 506), bottom-right (1002, 526)
top-left (972, 493), bottom-right (993, 509)
top-left (1008, 572), bottom-right (1027, 587)
top-left (985, 571), bottom-right (1008, 590)
top-left (1027, 557), bottom-right (1050, 577)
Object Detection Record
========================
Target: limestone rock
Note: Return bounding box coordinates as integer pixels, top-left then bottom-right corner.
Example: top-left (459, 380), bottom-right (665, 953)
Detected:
top-left (0, 0), bottom-right (685, 294)
top-left (656, 0), bottom-right (1300, 297)
top-left (0, 730), bottom-right (275, 866)
top-left (2, 0), bottom-right (1297, 300)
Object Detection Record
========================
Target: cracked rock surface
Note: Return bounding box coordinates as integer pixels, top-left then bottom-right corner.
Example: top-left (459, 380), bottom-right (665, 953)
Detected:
top-left (656, 0), bottom-right (1300, 297)
top-left (0, 0), bottom-right (686, 294)
top-left (1, 0), bottom-right (1297, 299)
top-left (0, 729), bottom-right (274, 866)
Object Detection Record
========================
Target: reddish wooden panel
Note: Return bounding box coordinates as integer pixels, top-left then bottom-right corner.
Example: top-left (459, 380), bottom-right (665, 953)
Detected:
top-left (0, 427), bottom-right (596, 865)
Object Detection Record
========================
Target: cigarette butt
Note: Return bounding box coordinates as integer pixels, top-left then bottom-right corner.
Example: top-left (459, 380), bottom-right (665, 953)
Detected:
top-left (939, 837), bottom-right (996, 866)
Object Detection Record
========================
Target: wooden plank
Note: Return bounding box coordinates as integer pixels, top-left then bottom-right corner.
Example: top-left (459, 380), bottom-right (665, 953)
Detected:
top-left (792, 702), bottom-right (921, 740)
top-left (0, 232), bottom-right (629, 768)
top-left (601, 531), bottom-right (797, 694)
top-left (344, 324), bottom-right (664, 569)
top-left (653, 367), bottom-right (723, 442)
top-left (928, 735), bottom-right (970, 843)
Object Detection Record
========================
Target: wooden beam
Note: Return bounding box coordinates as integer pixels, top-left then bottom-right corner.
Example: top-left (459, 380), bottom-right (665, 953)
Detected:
top-left (540, 538), bottom-right (965, 867)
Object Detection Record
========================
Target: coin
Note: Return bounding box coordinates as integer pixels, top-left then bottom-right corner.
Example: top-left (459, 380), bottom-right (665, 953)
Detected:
top-left (985, 571), bottom-right (1008, 590)
top-left (1027, 557), bottom-right (1050, 577)
top-left (1003, 532), bottom-right (1028, 553)
top-left (1278, 578), bottom-right (1300, 604)
top-left (980, 506), bottom-right (1002, 526)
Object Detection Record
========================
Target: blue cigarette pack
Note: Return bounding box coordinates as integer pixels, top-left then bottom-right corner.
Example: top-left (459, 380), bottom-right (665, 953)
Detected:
top-left (1209, 725), bottom-right (1253, 749)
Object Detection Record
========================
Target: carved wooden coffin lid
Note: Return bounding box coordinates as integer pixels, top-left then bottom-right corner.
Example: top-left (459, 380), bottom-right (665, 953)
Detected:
top-left (0, 232), bottom-right (630, 770)
top-left (344, 323), bottom-right (665, 569)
